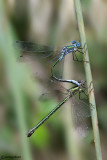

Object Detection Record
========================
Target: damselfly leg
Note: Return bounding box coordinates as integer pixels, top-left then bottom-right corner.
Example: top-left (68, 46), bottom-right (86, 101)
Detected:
top-left (72, 42), bottom-right (89, 62)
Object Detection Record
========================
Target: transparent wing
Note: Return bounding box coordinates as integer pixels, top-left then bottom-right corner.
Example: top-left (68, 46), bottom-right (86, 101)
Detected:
top-left (43, 79), bottom-right (68, 94)
top-left (70, 94), bottom-right (91, 135)
top-left (14, 40), bottom-right (61, 58)
top-left (71, 93), bottom-right (91, 117)
top-left (14, 41), bottom-right (71, 80)
top-left (39, 80), bottom-right (69, 101)
top-left (72, 110), bottom-right (89, 136)
top-left (48, 53), bottom-right (62, 65)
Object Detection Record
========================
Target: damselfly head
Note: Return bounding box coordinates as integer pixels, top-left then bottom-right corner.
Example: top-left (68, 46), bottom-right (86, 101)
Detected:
top-left (82, 81), bottom-right (87, 88)
top-left (72, 40), bottom-right (76, 44)
top-left (76, 42), bottom-right (81, 48)
top-left (78, 80), bottom-right (87, 88)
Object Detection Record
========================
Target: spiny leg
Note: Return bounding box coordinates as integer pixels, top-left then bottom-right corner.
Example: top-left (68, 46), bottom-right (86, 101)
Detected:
top-left (79, 89), bottom-right (94, 111)
top-left (79, 89), bottom-right (88, 100)
top-left (77, 49), bottom-right (89, 63)
top-left (72, 49), bottom-right (87, 63)
top-left (72, 52), bottom-right (81, 62)
top-left (77, 42), bottom-right (89, 62)
top-left (80, 42), bottom-right (87, 52)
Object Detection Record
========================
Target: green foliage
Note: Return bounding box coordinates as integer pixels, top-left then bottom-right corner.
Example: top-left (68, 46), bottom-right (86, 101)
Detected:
top-left (31, 127), bottom-right (51, 149)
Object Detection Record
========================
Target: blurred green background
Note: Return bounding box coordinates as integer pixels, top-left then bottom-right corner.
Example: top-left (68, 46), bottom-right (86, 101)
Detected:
top-left (0, 0), bottom-right (107, 160)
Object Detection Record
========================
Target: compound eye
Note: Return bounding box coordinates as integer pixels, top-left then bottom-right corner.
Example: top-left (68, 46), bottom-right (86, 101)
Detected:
top-left (72, 40), bottom-right (76, 44)
top-left (76, 42), bottom-right (81, 47)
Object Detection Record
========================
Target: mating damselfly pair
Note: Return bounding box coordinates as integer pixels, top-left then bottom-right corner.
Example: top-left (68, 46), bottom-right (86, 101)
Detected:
top-left (14, 40), bottom-right (91, 137)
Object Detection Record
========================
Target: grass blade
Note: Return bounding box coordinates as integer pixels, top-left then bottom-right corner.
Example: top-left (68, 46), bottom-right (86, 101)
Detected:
top-left (73, 1), bottom-right (102, 160)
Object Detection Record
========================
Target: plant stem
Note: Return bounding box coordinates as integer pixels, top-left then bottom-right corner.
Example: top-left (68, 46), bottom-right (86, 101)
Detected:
top-left (73, 1), bottom-right (102, 160)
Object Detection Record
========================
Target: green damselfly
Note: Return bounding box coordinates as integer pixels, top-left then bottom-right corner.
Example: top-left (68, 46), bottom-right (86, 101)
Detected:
top-left (26, 80), bottom-right (91, 137)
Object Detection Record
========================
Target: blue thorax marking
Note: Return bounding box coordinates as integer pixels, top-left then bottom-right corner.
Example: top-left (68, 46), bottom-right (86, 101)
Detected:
top-left (59, 43), bottom-right (79, 61)
top-left (61, 45), bottom-right (75, 55)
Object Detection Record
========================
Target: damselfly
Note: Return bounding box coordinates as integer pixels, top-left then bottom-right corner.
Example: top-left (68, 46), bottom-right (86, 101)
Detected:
top-left (14, 40), bottom-right (86, 61)
top-left (26, 80), bottom-right (91, 137)
top-left (14, 40), bottom-right (86, 86)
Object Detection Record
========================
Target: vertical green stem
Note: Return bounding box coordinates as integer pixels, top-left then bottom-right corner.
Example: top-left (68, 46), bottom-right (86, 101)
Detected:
top-left (73, 1), bottom-right (102, 160)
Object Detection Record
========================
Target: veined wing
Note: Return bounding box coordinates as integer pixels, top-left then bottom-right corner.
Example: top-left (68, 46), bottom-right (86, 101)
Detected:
top-left (14, 40), bottom-right (61, 58)
top-left (43, 79), bottom-right (69, 94)
top-left (39, 80), bottom-right (69, 101)
top-left (69, 94), bottom-right (91, 136)
top-left (71, 93), bottom-right (91, 118)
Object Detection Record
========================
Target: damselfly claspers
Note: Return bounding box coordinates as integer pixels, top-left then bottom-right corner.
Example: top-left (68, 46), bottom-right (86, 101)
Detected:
top-left (26, 80), bottom-right (91, 137)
